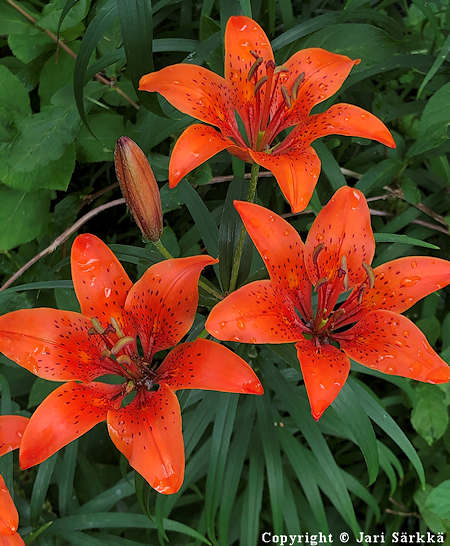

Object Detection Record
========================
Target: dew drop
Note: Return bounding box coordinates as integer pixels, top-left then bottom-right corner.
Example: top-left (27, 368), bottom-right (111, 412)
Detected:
top-left (402, 330), bottom-right (409, 338)
top-left (283, 230), bottom-right (289, 237)
top-left (219, 321), bottom-right (226, 329)
top-left (400, 276), bottom-right (421, 288)
top-left (237, 319), bottom-right (246, 330)
top-left (411, 261), bottom-right (418, 269)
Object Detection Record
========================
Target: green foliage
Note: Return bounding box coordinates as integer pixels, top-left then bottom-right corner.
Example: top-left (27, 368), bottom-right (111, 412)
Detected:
top-left (0, 0), bottom-right (449, 544)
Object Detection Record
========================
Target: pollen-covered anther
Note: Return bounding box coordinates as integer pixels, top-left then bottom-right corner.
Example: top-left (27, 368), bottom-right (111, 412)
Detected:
top-left (124, 380), bottom-right (135, 395)
top-left (110, 336), bottom-right (135, 355)
top-left (117, 354), bottom-right (133, 366)
top-left (274, 65), bottom-right (289, 75)
top-left (291, 72), bottom-right (305, 101)
top-left (254, 76), bottom-right (268, 95)
top-left (312, 242), bottom-right (325, 275)
top-left (314, 277), bottom-right (328, 292)
top-left (247, 56), bottom-right (263, 80)
top-left (340, 255), bottom-right (349, 291)
top-left (362, 262), bottom-right (375, 289)
top-left (89, 317), bottom-right (106, 335)
top-left (111, 316), bottom-right (125, 338)
top-left (281, 85), bottom-right (291, 108)
top-left (357, 285), bottom-right (366, 304)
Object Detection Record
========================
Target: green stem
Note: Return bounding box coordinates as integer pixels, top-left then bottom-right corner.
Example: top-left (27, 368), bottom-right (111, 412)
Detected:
top-left (153, 240), bottom-right (223, 301)
top-left (228, 162), bottom-right (260, 292)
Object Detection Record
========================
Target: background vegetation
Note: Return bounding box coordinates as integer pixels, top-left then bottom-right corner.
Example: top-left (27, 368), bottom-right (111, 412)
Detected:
top-left (0, 0), bottom-right (449, 544)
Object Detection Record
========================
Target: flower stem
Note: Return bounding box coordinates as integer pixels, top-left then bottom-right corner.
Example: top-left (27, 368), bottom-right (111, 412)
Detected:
top-left (228, 162), bottom-right (260, 292)
top-left (153, 240), bottom-right (223, 301)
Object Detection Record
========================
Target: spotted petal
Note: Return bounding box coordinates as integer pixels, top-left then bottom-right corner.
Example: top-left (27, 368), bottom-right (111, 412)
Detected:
top-left (0, 416), bottom-right (29, 457)
top-left (304, 186), bottom-right (375, 287)
top-left (234, 200), bottom-right (311, 315)
top-left (337, 310), bottom-right (450, 383)
top-left (125, 256), bottom-right (217, 358)
top-left (358, 256), bottom-right (450, 314)
top-left (225, 15), bottom-right (274, 130)
top-left (296, 338), bottom-right (350, 420)
top-left (158, 339), bottom-right (263, 394)
top-left (206, 280), bottom-right (305, 344)
top-left (107, 385), bottom-right (184, 494)
top-left (19, 382), bottom-right (121, 469)
top-left (273, 48), bottom-right (359, 126)
top-left (0, 309), bottom-right (111, 381)
top-left (249, 146), bottom-right (321, 213)
top-left (139, 64), bottom-right (235, 133)
top-left (0, 533), bottom-right (24, 545)
top-left (169, 124), bottom-right (234, 188)
top-left (71, 234), bottom-right (132, 330)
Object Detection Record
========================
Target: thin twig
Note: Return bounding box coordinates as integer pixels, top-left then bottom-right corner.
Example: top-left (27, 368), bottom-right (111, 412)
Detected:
top-left (5, 0), bottom-right (139, 110)
top-left (0, 199), bottom-right (126, 291)
top-left (369, 208), bottom-right (449, 234)
top-left (385, 508), bottom-right (420, 519)
top-left (384, 185), bottom-right (448, 227)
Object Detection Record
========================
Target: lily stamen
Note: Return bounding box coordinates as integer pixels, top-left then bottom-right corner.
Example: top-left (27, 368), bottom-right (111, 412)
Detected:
top-left (291, 72), bottom-right (305, 101)
top-left (247, 56), bottom-right (263, 81)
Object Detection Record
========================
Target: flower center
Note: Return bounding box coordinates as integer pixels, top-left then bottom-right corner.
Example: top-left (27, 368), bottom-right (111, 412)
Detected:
top-left (88, 317), bottom-right (160, 397)
top-left (295, 248), bottom-right (375, 347)
top-left (245, 51), bottom-right (305, 151)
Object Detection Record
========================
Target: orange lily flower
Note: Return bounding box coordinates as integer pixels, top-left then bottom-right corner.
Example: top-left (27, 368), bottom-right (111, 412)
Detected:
top-left (0, 416), bottom-right (28, 457)
top-left (0, 235), bottom-right (262, 494)
top-left (0, 416), bottom-right (28, 546)
top-left (0, 475), bottom-right (24, 546)
top-left (206, 187), bottom-right (450, 420)
top-left (139, 16), bottom-right (395, 213)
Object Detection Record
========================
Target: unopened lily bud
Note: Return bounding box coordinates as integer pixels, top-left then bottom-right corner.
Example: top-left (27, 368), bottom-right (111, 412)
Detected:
top-left (114, 136), bottom-right (163, 242)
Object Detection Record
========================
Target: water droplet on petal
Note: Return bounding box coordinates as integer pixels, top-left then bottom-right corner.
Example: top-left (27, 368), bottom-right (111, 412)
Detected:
top-left (237, 319), bottom-right (246, 330)
top-left (219, 321), bottom-right (226, 328)
top-left (400, 276), bottom-right (421, 288)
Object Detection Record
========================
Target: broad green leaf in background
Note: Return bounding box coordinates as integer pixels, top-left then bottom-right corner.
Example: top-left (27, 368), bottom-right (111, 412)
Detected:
top-left (6, 105), bottom-right (81, 173)
top-left (424, 480), bottom-right (450, 526)
top-left (0, 187), bottom-right (50, 250)
top-left (411, 384), bottom-right (448, 445)
top-left (408, 82), bottom-right (450, 157)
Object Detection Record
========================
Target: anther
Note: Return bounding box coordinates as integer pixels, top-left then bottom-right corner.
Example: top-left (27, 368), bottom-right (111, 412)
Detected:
top-left (124, 380), bottom-right (134, 395)
top-left (362, 262), bottom-right (375, 289)
top-left (247, 57), bottom-right (263, 80)
top-left (117, 354), bottom-right (133, 366)
top-left (281, 85), bottom-right (291, 107)
top-left (250, 50), bottom-right (260, 59)
top-left (291, 72), bottom-right (305, 101)
top-left (274, 66), bottom-right (289, 74)
top-left (90, 317), bottom-right (105, 335)
top-left (110, 336), bottom-right (135, 355)
top-left (312, 242), bottom-right (325, 274)
top-left (357, 285), bottom-right (366, 304)
top-left (254, 76), bottom-right (268, 95)
top-left (314, 277), bottom-right (328, 292)
top-left (340, 255), bottom-right (349, 291)
top-left (110, 316), bottom-right (125, 338)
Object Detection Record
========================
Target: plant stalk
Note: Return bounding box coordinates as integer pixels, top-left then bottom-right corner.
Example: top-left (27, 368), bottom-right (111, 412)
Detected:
top-left (228, 162), bottom-right (260, 292)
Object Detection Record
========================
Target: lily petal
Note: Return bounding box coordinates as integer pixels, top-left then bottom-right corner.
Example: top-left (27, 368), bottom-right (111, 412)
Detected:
top-left (107, 385), bottom-right (184, 495)
top-left (139, 64), bottom-right (234, 132)
top-left (125, 256), bottom-right (217, 358)
top-left (295, 103), bottom-right (396, 148)
top-left (275, 48), bottom-right (359, 125)
top-left (225, 16), bottom-right (274, 126)
top-left (0, 534), bottom-right (24, 546)
top-left (296, 338), bottom-right (350, 420)
top-left (206, 280), bottom-right (304, 344)
top-left (338, 310), bottom-right (450, 383)
top-left (0, 416), bottom-right (29, 457)
top-left (0, 309), bottom-right (111, 382)
top-left (359, 256), bottom-right (450, 314)
top-left (158, 339), bottom-right (263, 394)
top-left (19, 382), bottom-right (121, 469)
top-left (169, 124), bottom-right (234, 188)
top-left (0, 475), bottom-right (18, 537)
top-left (234, 200), bottom-right (312, 315)
top-left (248, 146), bottom-right (321, 213)
top-left (71, 234), bottom-right (132, 330)
top-left (304, 186), bottom-right (375, 287)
